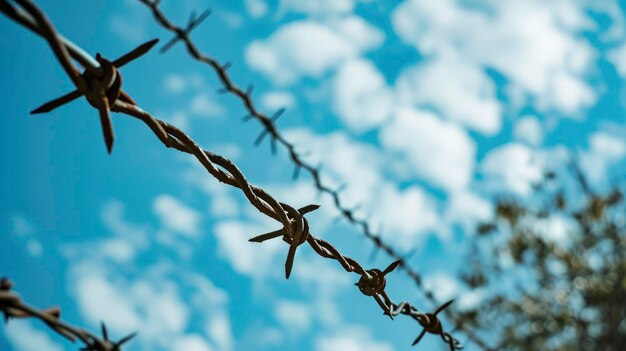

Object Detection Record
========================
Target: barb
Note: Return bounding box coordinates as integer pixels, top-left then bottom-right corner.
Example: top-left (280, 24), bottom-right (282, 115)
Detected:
top-left (0, 277), bottom-right (137, 351)
top-left (136, 1), bottom-right (493, 349)
top-left (1, 0), bottom-right (462, 349)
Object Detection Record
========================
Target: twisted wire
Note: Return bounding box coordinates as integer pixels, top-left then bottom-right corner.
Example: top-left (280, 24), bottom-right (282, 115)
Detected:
top-left (0, 278), bottom-right (137, 351)
top-left (0, 0), bottom-right (463, 349)
top-left (136, 1), bottom-right (493, 349)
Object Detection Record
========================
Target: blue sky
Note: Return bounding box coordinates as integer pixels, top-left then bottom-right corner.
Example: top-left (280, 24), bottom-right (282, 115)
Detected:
top-left (2, 0), bottom-right (626, 350)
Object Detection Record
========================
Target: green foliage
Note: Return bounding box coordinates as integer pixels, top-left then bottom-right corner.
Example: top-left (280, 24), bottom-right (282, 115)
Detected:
top-left (459, 168), bottom-right (626, 350)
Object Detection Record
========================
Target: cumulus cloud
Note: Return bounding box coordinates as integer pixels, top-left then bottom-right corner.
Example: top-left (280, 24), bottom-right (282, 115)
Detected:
top-left (332, 59), bottom-right (393, 132)
top-left (392, 0), bottom-right (597, 116)
top-left (280, 128), bottom-right (441, 243)
top-left (152, 194), bottom-right (201, 238)
top-left (514, 116), bottom-right (544, 146)
top-left (206, 313), bottom-right (233, 351)
top-left (9, 213), bottom-right (43, 258)
top-left (213, 220), bottom-right (283, 277)
top-left (275, 300), bottom-right (312, 333)
top-left (481, 143), bottom-right (543, 196)
top-left (278, 0), bottom-right (355, 17)
top-left (68, 259), bottom-right (231, 351)
top-left (445, 190), bottom-right (493, 231)
top-left (395, 54), bottom-right (502, 135)
top-left (315, 327), bottom-right (394, 351)
top-left (74, 273), bottom-right (143, 334)
top-left (189, 93), bottom-right (225, 117)
top-left (63, 199), bottom-right (234, 351)
top-left (246, 16), bottom-right (384, 85)
top-left (261, 91), bottom-right (296, 112)
top-left (283, 129), bottom-right (384, 207)
top-left (580, 132), bottom-right (626, 186)
top-left (374, 184), bottom-right (439, 245)
top-left (172, 335), bottom-right (214, 351)
top-left (423, 273), bottom-right (485, 310)
top-left (4, 321), bottom-right (64, 351)
top-left (380, 108), bottom-right (476, 191)
top-left (245, 0), bottom-right (268, 18)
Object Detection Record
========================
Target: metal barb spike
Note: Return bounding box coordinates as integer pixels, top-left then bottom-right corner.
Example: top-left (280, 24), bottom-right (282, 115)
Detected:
top-left (254, 130), bottom-right (269, 146)
top-left (249, 229), bottom-right (283, 243)
top-left (382, 260), bottom-right (402, 276)
top-left (271, 108), bottom-right (286, 121)
top-left (113, 38), bottom-right (159, 68)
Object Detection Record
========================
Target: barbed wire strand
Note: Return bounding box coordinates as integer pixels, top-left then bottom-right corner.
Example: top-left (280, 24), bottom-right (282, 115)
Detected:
top-left (135, 1), bottom-right (494, 349)
top-left (0, 278), bottom-right (137, 351)
top-left (0, 0), bottom-right (462, 349)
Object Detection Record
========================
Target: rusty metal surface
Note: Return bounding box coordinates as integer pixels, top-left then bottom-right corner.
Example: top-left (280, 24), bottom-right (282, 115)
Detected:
top-left (0, 0), bottom-right (465, 350)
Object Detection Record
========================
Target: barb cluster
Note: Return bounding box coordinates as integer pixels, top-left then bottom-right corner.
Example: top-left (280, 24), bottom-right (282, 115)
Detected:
top-left (136, 1), bottom-right (493, 349)
top-left (1, 0), bottom-right (463, 349)
top-left (0, 278), bottom-right (136, 351)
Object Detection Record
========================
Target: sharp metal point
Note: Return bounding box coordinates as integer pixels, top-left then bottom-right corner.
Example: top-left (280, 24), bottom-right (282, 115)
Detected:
top-left (30, 90), bottom-right (82, 114)
top-left (113, 38), bottom-right (159, 67)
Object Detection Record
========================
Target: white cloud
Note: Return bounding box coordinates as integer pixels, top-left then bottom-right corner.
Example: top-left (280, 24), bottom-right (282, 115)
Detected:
top-left (69, 260), bottom-right (232, 350)
top-left (129, 280), bottom-right (190, 338)
top-left (9, 214), bottom-right (43, 258)
top-left (164, 74), bottom-right (187, 94)
top-left (190, 93), bottom-right (225, 117)
top-left (481, 143), bottom-right (543, 196)
top-left (9, 214), bottom-right (35, 237)
top-left (261, 91), bottom-right (296, 112)
top-left (333, 59), bottom-right (393, 132)
top-left (98, 238), bottom-right (136, 263)
top-left (74, 274), bottom-right (143, 334)
top-left (374, 184), bottom-right (439, 245)
top-left (392, 0), bottom-right (597, 116)
top-left (26, 239), bottom-right (43, 257)
top-left (527, 214), bottom-right (577, 248)
top-left (275, 300), bottom-right (312, 332)
top-left (172, 334), bottom-right (214, 351)
top-left (315, 327), bottom-right (394, 351)
top-left (445, 190), bottom-right (493, 230)
top-left (424, 273), bottom-right (461, 302)
top-left (153, 194), bottom-right (201, 238)
top-left (279, 0), bottom-right (355, 17)
top-left (284, 129), bottom-right (384, 208)
top-left (424, 273), bottom-right (486, 310)
top-left (4, 320), bottom-right (64, 351)
top-left (608, 42), bottom-right (626, 77)
top-left (514, 116), bottom-right (544, 146)
top-left (246, 17), bottom-right (383, 85)
top-left (109, 15), bottom-right (147, 43)
top-left (162, 73), bottom-right (204, 95)
top-left (245, 0), bottom-right (268, 18)
top-left (206, 313), bottom-right (233, 351)
top-left (213, 220), bottom-right (283, 277)
top-left (327, 15), bottom-right (385, 52)
top-left (580, 132), bottom-right (626, 186)
top-left (395, 54), bottom-right (502, 135)
top-left (101, 200), bottom-right (149, 246)
top-left (380, 108), bottom-right (476, 191)
top-left (64, 200), bottom-right (233, 351)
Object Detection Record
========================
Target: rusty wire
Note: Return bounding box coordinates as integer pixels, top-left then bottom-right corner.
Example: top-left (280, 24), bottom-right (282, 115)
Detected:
top-left (136, 1), bottom-right (494, 349)
top-left (0, 0), bottom-right (462, 349)
top-left (0, 277), bottom-right (137, 351)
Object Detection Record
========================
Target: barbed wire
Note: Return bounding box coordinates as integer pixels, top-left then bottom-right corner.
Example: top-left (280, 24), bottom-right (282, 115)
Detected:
top-left (135, 1), bottom-right (494, 349)
top-left (0, 277), bottom-right (137, 351)
top-left (0, 0), bottom-right (462, 349)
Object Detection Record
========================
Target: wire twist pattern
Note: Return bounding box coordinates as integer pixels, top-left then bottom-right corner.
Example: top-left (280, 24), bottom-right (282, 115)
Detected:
top-left (136, 1), bottom-right (493, 349)
top-left (0, 0), bottom-right (462, 349)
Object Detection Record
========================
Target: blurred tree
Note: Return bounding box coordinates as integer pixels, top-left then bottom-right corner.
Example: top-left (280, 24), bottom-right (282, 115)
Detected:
top-left (458, 163), bottom-right (626, 350)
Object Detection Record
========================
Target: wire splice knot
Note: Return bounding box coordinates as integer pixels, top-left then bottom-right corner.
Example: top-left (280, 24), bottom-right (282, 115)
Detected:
top-left (249, 203), bottom-right (319, 279)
